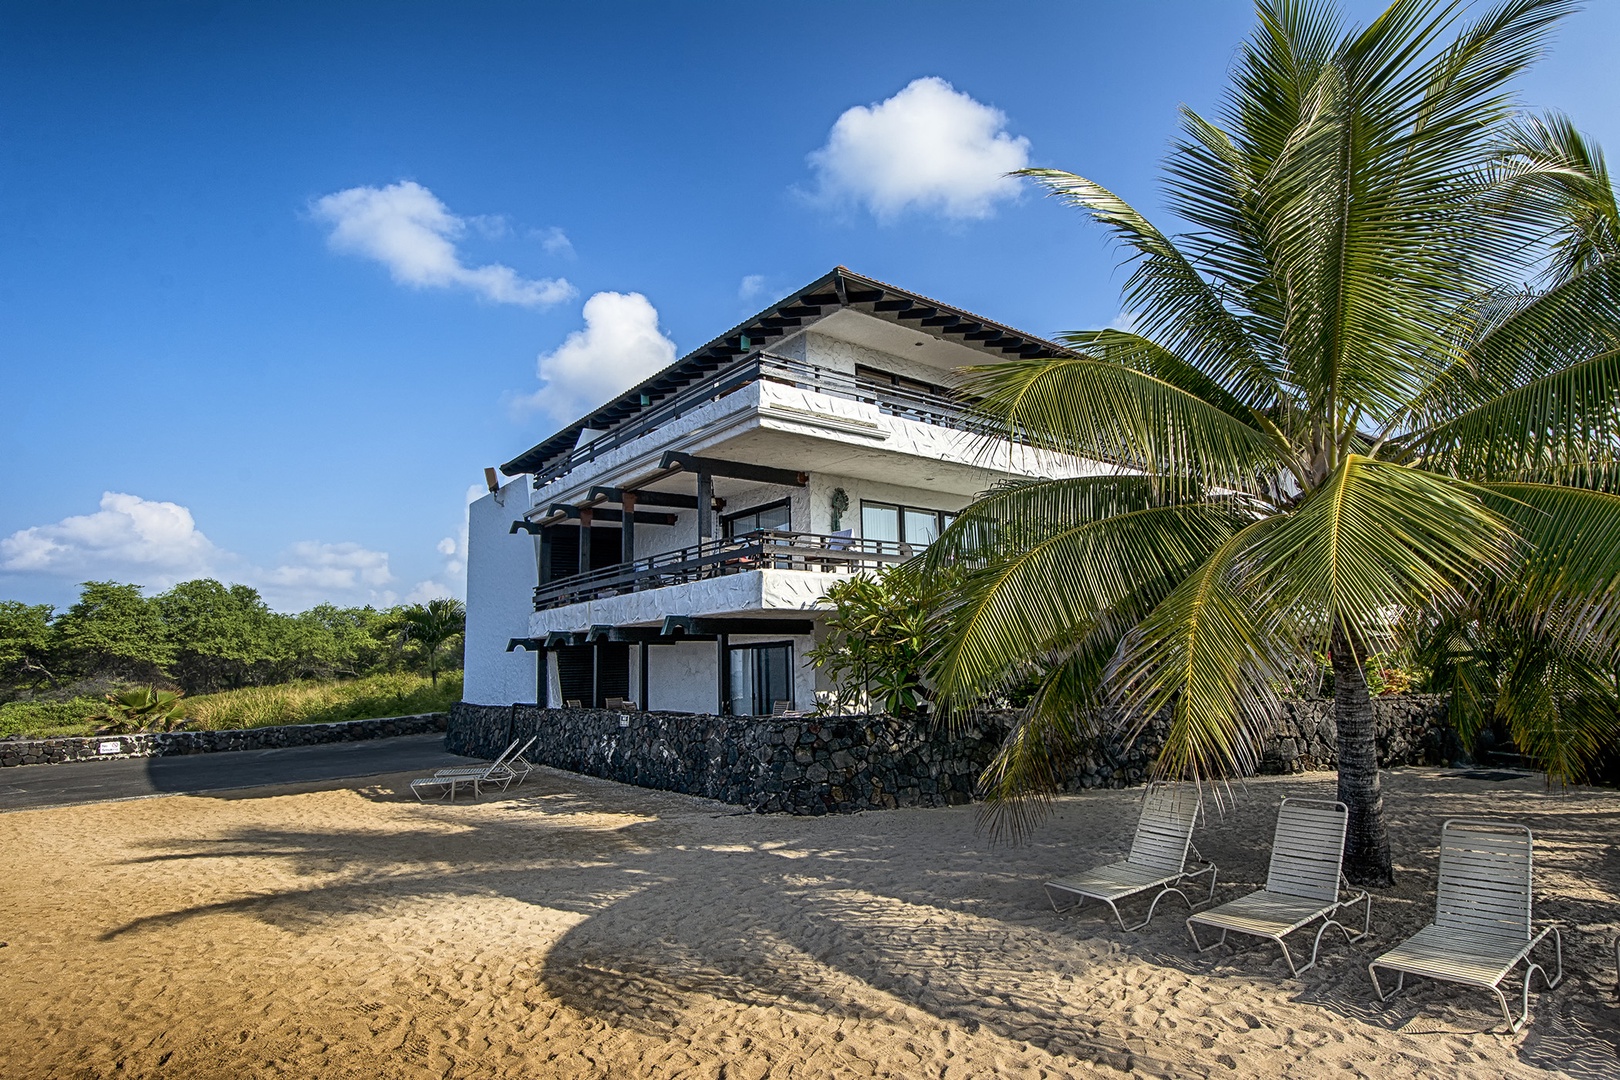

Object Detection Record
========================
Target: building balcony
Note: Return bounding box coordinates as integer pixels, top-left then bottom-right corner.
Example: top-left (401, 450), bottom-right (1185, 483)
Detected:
top-left (529, 352), bottom-right (984, 489)
top-left (533, 528), bottom-right (910, 612)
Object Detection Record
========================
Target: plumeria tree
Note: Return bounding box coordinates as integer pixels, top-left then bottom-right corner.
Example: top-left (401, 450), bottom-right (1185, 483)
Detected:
top-left (922, 0), bottom-right (1620, 885)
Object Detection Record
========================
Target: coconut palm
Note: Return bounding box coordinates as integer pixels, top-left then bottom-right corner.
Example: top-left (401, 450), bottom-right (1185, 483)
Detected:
top-left (921, 0), bottom-right (1620, 885)
top-left (399, 598), bottom-right (466, 686)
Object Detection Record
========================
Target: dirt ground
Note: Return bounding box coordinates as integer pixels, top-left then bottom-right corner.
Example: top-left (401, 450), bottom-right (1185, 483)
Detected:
top-left (1, 766), bottom-right (1617, 1078)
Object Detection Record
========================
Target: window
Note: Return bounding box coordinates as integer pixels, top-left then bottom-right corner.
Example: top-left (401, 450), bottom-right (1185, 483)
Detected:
top-left (860, 501), bottom-right (955, 550)
top-left (723, 498), bottom-right (791, 537)
top-left (727, 642), bottom-right (793, 716)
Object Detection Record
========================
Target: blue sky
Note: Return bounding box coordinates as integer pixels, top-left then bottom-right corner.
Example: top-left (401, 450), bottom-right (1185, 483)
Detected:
top-left (3, 1), bottom-right (1617, 612)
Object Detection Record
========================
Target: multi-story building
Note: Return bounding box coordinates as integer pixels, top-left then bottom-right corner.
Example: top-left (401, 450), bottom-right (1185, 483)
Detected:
top-left (463, 267), bottom-right (1097, 714)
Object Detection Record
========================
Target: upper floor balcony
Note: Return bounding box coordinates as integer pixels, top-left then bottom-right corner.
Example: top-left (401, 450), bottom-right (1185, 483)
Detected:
top-left (528, 351), bottom-right (988, 490)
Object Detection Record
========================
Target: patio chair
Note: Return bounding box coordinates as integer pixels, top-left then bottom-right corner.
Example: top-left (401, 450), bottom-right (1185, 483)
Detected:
top-left (1368, 819), bottom-right (1563, 1033)
top-left (564, 698), bottom-right (583, 708)
top-left (605, 697), bottom-right (632, 711)
top-left (771, 700), bottom-right (793, 717)
top-left (1045, 781), bottom-right (1216, 931)
top-left (409, 741), bottom-right (526, 802)
top-left (1186, 798), bottom-right (1370, 976)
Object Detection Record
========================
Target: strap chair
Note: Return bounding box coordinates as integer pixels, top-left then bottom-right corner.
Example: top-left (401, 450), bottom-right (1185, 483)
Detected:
top-left (1044, 782), bottom-right (1217, 931)
top-left (1186, 798), bottom-right (1371, 976)
top-left (1368, 819), bottom-right (1562, 1033)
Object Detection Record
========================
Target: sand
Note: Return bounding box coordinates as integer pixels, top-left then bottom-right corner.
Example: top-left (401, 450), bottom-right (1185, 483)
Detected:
top-left (1, 766), bottom-right (1618, 1079)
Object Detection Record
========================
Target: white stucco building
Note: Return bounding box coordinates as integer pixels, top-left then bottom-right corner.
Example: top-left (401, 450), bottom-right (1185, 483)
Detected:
top-left (464, 268), bottom-right (1096, 714)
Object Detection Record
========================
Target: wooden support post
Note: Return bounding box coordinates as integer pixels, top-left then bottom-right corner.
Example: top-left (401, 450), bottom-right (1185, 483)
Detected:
top-left (537, 527), bottom-right (552, 585)
top-left (695, 472), bottom-right (713, 541)
top-left (718, 632), bottom-right (730, 715)
top-left (578, 508), bottom-right (593, 577)
top-left (621, 491), bottom-right (637, 565)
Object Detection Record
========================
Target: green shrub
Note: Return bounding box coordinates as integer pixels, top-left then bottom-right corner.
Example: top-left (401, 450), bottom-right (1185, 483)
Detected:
top-left (0, 698), bottom-right (105, 739)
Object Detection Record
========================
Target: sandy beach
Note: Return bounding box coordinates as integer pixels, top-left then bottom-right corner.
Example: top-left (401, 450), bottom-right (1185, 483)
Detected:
top-left (1, 766), bottom-right (1617, 1079)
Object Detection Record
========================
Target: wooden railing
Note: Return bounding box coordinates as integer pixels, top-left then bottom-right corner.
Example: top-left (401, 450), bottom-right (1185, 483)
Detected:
top-left (533, 529), bottom-right (912, 611)
top-left (530, 352), bottom-right (983, 487)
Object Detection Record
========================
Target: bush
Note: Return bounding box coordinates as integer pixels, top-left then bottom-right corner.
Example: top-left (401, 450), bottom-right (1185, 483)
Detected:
top-left (0, 672), bottom-right (461, 738)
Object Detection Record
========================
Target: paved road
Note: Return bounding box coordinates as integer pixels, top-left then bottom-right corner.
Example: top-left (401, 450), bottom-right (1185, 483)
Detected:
top-left (0, 734), bottom-right (479, 812)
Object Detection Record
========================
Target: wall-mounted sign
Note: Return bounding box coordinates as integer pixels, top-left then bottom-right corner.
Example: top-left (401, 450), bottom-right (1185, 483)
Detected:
top-left (98, 741), bottom-right (123, 755)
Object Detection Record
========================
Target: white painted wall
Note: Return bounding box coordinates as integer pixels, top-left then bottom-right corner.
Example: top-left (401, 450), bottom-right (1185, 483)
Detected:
top-left (464, 480), bottom-right (540, 705)
top-left (647, 640), bottom-right (721, 713)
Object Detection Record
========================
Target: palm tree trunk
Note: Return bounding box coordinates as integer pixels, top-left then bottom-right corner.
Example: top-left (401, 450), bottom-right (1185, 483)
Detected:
top-left (1332, 620), bottom-right (1394, 886)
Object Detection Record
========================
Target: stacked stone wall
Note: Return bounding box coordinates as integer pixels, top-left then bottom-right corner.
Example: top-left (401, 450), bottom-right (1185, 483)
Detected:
top-left (448, 695), bottom-right (1456, 815)
top-left (0, 712), bottom-right (449, 768)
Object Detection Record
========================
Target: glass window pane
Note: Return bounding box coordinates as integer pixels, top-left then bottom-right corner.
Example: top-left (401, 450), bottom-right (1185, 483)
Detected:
top-left (862, 503), bottom-right (899, 543)
top-left (728, 649), bottom-right (755, 716)
top-left (762, 645), bottom-right (792, 712)
top-left (758, 502), bottom-right (791, 531)
top-left (903, 509), bottom-right (939, 548)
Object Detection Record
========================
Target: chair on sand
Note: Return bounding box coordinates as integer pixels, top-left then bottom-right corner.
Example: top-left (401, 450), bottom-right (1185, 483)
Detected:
top-left (1044, 781), bottom-right (1217, 931)
top-left (1368, 819), bottom-right (1562, 1033)
top-left (1186, 798), bottom-right (1370, 976)
top-left (409, 738), bottom-right (525, 802)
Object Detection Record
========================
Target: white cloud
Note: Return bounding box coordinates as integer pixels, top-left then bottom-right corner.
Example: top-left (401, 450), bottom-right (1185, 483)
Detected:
top-left (739, 274), bottom-right (767, 301)
top-left (0, 492), bottom-right (218, 582)
top-left (312, 181), bottom-right (576, 308)
top-left (536, 226), bottom-right (575, 257)
top-left (266, 540), bottom-right (394, 592)
top-left (518, 291), bottom-right (678, 424)
top-left (806, 76), bottom-right (1031, 221)
top-left (1109, 311), bottom-right (1141, 333)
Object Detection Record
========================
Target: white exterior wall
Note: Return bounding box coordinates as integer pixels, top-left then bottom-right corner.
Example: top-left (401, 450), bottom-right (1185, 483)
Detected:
top-left (463, 480), bottom-right (539, 705)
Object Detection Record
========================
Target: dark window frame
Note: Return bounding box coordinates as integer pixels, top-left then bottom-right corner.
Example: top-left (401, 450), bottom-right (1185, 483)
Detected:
top-left (722, 497), bottom-right (792, 538)
top-left (725, 640), bottom-right (795, 716)
top-left (858, 500), bottom-right (957, 547)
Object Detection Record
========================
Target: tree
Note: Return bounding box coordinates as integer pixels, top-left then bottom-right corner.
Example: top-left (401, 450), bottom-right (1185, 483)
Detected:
top-left (807, 566), bottom-right (953, 717)
top-left (398, 598), bottom-right (465, 685)
top-left (53, 581), bottom-right (173, 682)
top-left (154, 579), bottom-right (279, 693)
top-left (923, 0), bottom-right (1620, 885)
top-left (0, 601), bottom-right (55, 689)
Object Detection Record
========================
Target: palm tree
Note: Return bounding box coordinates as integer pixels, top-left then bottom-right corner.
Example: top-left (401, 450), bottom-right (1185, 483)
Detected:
top-left (399, 598), bottom-right (466, 686)
top-left (922, 0), bottom-right (1620, 886)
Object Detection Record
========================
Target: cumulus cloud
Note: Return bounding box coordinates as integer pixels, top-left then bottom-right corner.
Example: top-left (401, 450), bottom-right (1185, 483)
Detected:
top-left (312, 181), bottom-right (576, 307)
top-left (536, 226), bottom-right (575, 257)
top-left (0, 492), bottom-right (217, 582)
top-left (739, 274), bottom-right (767, 301)
top-left (518, 291), bottom-right (678, 424)
top-left (265, 541), bottom-right (393, 592)
top-left (806, 76), bottom-right (1031, 221)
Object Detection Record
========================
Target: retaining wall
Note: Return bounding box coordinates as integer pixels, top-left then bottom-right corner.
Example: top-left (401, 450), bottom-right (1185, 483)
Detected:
top-left (0, 712), bottom-right (450, 768)
top-left (448, 695), bottom-right (1455, 815)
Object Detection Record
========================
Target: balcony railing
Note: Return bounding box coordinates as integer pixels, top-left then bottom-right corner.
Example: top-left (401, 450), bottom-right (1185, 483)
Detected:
top-left (533, 528), bottom-right (912, 611)
top-left (531, 352), bottom-right (984, 488)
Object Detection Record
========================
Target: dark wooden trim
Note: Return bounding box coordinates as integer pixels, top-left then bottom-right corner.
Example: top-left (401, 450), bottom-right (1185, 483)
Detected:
top-left (661, 451), bottom-right (808, 487)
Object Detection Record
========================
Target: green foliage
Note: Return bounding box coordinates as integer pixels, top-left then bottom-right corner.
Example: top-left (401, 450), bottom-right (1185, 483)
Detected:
top-left (0, 672), bottom-right (462, 739)
top-left (927, 0), bottom-right (1620, 853)
top-left (53, 581), bottom-right (173, 680)
top-left (155, 579), bottom-right (279, 693)
top-left (94, 686), bottom-right (188, 734)
top-left (807, 566), bottom-right (951, 718)
top-left (397, 598), bottom-right (466, 685)
top-left (0, 601), bottom-right (55, 687)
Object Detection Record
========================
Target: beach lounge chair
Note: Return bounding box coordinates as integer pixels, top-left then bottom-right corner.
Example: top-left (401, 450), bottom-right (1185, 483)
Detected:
top-left (409, 739), bottom-right (524, 802)
top-left (1044, 781), bottom-right (1217, 931)
top-left (1186, 798), bottom-right (1370, 976)
top-left (430, 736), bottom-right (536, 784)
top-left (1368, 819), bottom-right (1562, 1033)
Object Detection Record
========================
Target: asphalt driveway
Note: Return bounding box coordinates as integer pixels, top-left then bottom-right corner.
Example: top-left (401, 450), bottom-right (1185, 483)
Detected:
top-left (0, 734), bottom-right (478, 812)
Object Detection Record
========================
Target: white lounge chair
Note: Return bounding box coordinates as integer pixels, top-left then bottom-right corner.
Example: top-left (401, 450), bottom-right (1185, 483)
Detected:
top-left (409, 738), bottom-right (524, 802)
top-left (1368, 819), bottom-right (1563, 1033)
top-left (1045, 781), bottom-right (1217, 930)
top-left (1186, 798), bottom-right (1370, 976)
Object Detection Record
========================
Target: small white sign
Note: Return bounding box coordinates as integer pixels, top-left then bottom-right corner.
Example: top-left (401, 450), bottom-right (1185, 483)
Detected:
top-left (98, 741), bottom-right (123, 755)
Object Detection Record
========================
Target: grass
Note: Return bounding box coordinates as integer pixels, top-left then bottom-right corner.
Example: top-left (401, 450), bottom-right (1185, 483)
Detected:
top-left (0, 671), bottom-right (463, 740)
